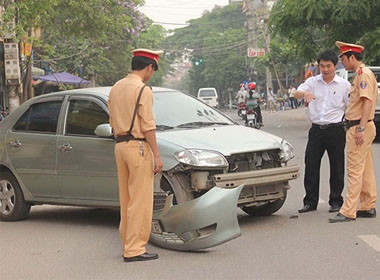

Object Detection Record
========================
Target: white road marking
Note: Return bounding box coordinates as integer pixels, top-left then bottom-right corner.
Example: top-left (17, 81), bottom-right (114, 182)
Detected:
top-left (358, 235), bottom-right (380, 252)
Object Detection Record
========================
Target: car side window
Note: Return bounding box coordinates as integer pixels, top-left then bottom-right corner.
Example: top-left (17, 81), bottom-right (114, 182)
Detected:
top-left (65, 99), bottom-right (108, 136)
top-left (13, 101), bottom-right (61, 133)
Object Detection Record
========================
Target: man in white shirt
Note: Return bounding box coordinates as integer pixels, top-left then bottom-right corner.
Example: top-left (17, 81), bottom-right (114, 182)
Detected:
top-left (236, 85), bottom-right (248, 104)
top-left (294, 49), bottom-right (351, 214)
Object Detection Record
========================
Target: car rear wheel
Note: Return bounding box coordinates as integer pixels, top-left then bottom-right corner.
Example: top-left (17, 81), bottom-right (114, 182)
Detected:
top-left (241, 189), bottom-right (287, 216)
top-left (0, 171), bottom-right (31, 221)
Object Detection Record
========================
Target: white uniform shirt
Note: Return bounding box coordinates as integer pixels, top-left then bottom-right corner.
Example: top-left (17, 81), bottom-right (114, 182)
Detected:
top-left (297, 74), bottom-right (351, 125)
top-left (236, 89), bottom-right (248, 103)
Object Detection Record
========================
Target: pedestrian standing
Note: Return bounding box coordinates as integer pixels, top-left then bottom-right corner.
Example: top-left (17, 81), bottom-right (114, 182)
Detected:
top-left (295, 49), bottom-right (351, 214)
top-left (329, 41), bottom-right (378, 223)
top-left (267, 87), bottom-right (277, 112)
top-left (288, 84), bottom-right (297, 109)
top-left (108, 48), bottom-right (164, 261)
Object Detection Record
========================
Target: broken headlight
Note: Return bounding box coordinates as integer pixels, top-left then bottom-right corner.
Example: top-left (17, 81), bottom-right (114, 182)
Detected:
top-left (175, 149), bottom-right (228, 168)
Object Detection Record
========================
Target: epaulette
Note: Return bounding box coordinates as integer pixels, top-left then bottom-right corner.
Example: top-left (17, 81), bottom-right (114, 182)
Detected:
top-left (358, 67), bottom-right (363, 75)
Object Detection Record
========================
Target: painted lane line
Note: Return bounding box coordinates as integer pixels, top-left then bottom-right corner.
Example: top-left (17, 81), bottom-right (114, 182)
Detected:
top-left (358, 235), bottom-right (380, 252)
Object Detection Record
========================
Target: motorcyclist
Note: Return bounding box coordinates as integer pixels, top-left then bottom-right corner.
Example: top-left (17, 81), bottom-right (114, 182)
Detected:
top-left (246, 82), bottom-right (263, 126)
top-left (235, 83), bottom-right (248, 104)
top-left (235, 83), bottom-right (248, 118)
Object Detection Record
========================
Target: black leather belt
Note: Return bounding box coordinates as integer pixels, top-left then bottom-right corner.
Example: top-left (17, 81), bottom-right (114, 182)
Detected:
top-left (344, 119), bottom-right (373, 130)
top-left (312, 122), bottom-right (345, 129)
top-left (115, 134), bottom-right (146, 143)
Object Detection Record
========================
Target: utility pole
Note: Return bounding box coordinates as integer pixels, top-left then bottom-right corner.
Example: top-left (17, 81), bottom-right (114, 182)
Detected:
top-left (2, 0), bottom-right (21, 113)
top-left (263, 0), bottom-right (273, 92)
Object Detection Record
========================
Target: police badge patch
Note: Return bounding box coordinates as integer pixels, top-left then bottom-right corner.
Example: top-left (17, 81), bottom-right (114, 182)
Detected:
top-left (360, 81), bottom-right (367, 89)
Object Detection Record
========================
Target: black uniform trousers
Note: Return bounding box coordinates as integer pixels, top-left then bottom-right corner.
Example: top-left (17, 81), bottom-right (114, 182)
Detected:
top-left (303, 124), bottom-right (346, 208)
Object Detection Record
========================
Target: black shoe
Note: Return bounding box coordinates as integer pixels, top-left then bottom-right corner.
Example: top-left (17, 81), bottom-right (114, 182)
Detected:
top-left (329, 213), bottom-right (355, 223)
top-left (123, 252), bottom-right (158, 262)
top-left (329, 205), bottom-right (341, 213)
top-left (298, 205), bottom-right (317, 213)
top-left (356, 208), bottom-right (376, 218)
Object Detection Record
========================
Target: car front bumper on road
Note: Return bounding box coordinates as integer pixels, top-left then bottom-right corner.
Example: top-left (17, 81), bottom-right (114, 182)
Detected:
top-left (150, 185), bottom-right (244, 251)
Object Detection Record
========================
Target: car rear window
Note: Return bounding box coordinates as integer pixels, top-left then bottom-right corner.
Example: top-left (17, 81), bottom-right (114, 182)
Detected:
top-left (198, 90), bottom-right (216, 97)
top-left (13, 101), bottom-right (61, 133)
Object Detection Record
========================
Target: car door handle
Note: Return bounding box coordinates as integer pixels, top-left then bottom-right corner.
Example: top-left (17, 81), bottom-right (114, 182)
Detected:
top-left (8, 139), bottom-right (22, 147)
top-left (58, 143), bottom-right (73, 152)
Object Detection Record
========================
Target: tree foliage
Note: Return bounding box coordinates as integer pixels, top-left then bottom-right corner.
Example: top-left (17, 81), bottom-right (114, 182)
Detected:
top-left (162, 4), bottom-right (248, 97)
top-left (270, 0), bottom-right (380, 64)
top-left (1, 0), bottom-right (167, 86)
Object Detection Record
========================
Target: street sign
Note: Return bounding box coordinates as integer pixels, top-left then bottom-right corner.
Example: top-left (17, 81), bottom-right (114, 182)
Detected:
top-left (247, 48), bottom-right (265, 57)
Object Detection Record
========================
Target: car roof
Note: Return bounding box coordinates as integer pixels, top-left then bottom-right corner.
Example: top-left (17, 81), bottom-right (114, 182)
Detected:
top-left (31, 86), bottom-right (180, 100)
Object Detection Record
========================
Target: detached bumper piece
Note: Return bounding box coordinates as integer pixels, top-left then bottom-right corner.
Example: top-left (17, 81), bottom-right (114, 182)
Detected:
top-left (213, 165), bottom-right (300, 189)
top-left (150, 185), bottom-right (243, 251)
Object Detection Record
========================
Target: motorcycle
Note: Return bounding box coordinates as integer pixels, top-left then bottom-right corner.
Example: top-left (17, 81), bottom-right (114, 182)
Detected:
top-left (237, 102), bottom-right (246, 119)
top-left (0, 106), bottom-right (7, 122)
top-left (245, 107), bottom-right (262, 129)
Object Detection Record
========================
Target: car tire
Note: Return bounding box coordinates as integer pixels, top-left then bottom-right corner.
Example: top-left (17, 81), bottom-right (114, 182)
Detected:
top-left (241, 189), bottom-right (287, 216)
top-left (0, 171), bottom-right (31, 221)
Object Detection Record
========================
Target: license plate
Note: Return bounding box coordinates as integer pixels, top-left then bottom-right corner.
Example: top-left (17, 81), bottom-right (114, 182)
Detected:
top-left (241, 110), bottom-right (246, 114)
top-left (151, 220), bottom-right (163, 233)
top-left (247, 114), bottom-right (255, 120)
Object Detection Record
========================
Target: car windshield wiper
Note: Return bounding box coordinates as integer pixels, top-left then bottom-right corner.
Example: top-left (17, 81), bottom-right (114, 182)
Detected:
top-left (156, 124), bottom-right (175, 131)
top-left (176, 121), bottom-right (229, 128)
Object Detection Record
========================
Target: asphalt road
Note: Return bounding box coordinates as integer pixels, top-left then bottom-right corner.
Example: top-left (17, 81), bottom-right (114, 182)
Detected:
top-left (1, 106), bottom-right (380, 280)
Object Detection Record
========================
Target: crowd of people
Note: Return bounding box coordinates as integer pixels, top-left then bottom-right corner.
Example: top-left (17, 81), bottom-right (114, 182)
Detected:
top-left (235, 82), bottom-right (305, 114)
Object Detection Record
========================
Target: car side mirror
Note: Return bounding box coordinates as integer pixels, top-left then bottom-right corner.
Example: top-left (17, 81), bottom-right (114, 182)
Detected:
top-left (94, 123), bottom-right (113, 138)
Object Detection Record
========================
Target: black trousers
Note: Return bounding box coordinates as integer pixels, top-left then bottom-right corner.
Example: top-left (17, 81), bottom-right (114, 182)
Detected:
top-left (303, 125), bottom-right (346, 208)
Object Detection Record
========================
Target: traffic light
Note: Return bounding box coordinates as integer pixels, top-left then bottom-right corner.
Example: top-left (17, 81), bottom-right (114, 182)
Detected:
top-left (194, 58), bottom-right (203, 66)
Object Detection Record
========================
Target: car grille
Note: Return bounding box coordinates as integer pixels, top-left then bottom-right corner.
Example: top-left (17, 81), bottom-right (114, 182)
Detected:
top-left (225, 149), bottom-right (280, 172)
top-left (153, 192), bottom-right (168, 211)
top-left (225, 150), bottom-right (284, 204)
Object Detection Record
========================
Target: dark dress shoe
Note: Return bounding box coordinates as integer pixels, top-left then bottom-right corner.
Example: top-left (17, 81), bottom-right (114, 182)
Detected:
top-left (356, 208), bottom-right (376, 218)
top-left (329, 205), bottom-right (341, 213)
top-left (329, 213), bottom-right (355, 223)
top-left (124, 252), bottom-right (158, 262)
top-left (298, 205), bottom-right (317, 213)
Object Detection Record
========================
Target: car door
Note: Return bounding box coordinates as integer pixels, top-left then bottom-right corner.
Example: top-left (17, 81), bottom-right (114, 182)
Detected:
top-left (5, 97), bottom-right (63, 197)
top-left (57, 95), bottom-right (119, 204)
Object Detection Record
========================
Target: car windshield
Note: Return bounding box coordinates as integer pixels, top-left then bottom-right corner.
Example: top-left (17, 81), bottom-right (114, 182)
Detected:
top-left (153, 90), bottom-right (233, 128)
top-left (198, 90), bottom-right (216, 97)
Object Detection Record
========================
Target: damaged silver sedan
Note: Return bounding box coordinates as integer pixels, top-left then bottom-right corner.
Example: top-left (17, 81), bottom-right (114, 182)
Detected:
top-left (0, 87), bottom-right (299, 251)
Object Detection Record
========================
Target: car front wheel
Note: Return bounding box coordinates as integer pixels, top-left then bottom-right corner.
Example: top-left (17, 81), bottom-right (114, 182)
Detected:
top-left (241, 190), bottom-right (287, 216)
top-left (0, 171), bottom-right (31, 221)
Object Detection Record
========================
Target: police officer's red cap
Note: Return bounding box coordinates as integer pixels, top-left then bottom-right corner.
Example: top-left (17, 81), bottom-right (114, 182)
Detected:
top-left (335, 41), bottom-right (364, 57)
top-left (132, 48), bottom-right (163, 62)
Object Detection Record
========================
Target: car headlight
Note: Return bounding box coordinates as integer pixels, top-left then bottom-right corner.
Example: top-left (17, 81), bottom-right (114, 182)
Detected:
top-left (279, 139), bottom-right (295, 163)
top-left (175, 149), bottom-right (228, 168)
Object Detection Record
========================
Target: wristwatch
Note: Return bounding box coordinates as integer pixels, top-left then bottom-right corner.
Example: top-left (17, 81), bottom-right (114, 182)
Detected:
top-left (357, 126), bottom-right (365, 132)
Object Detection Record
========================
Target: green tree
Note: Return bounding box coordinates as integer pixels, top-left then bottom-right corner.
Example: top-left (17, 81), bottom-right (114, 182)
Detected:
top-left (270, 0), bottom-right (380, 64)
top-left (163, 3), bottom-right (248, 96)
top-left (1, 0), bottom-right (167, 87)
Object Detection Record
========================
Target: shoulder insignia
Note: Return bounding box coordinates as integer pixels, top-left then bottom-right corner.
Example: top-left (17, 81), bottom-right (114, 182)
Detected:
top-left (358, 68), bottom-right (363, 75)
top-left (360, 81), bottom-right (367, 89)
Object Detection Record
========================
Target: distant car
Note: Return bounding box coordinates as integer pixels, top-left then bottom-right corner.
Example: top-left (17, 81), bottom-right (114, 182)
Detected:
top-left (197, 87), bottom-right (219, 108)
top-left (0, 87), bottom-right (299, 251)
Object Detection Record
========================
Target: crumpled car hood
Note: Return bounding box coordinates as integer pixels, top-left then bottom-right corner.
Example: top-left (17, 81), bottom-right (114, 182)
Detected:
top-left (157, 125), bottom-right (283, 155)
